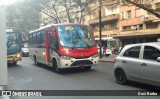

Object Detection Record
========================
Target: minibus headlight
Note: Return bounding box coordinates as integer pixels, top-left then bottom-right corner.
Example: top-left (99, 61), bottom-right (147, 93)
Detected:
top-left (92, 54), bottom-right (99, 58)
top-left (60, 56), bottom-right (72, 60)
top-left (16, 54), bottom-right (21, 58)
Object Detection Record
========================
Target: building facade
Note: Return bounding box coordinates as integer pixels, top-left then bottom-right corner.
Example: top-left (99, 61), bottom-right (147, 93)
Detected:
top-left (115, 0), bottom-right (160, 46)
top-left (40, 0), bottom-right (160, 47)
top-left (88, 0), bottom-right (120, 48)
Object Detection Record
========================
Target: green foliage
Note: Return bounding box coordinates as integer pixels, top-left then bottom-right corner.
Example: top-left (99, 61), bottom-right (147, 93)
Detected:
top-left (6, 0), bottom-right (50, 36)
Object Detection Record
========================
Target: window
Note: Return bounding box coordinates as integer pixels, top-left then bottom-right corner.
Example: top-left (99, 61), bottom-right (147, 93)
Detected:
top-left (135, 8), bottom-right (142, 17)
top-left (33, 33), bottom-right (37, 44)
top-left (146, 22), bottom-right (158, 29)
top-left (123, 46), bottom-right (141, 58)
top-left (29, 34), bottom-right (33, 44)
top-left (123, 26), bottom-right (131, 31)
top-left (36, 31), bottom-right (41, 44)
top-left (49, 28), bottom-right (58, 49)
top-left (139, 24), bottom-right (143, 30)
top-left (143, 46), bottom-right (160, 61)
top-left (58, 25), bottom-right (96, 48)
top-left (121, 12), bottom-right (124, 19)
top-left (127, 10), bottom-right (131, 18)
top-left (41, 31), bottom-right (46, 44)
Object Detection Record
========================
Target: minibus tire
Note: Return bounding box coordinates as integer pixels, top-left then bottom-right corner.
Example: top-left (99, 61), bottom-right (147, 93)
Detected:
top-left (55, 65), bottom-right (63, 73)
top-left (52, 59), bottom-right (63, 73)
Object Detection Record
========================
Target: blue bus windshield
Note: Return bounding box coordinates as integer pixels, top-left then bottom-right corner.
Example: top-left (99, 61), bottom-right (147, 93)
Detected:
top-left (6, 33), bottom-right (20, 55)
top-left (58, 25), bottom-right (96, 48)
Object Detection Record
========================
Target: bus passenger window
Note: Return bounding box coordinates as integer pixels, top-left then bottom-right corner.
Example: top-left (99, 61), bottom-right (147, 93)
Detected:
top-left (50, 32), bottom-right (58, 50)
top-left (33, 33), bottom-right (37, 44)
top-left (41, 31), bottom-right (46, 45)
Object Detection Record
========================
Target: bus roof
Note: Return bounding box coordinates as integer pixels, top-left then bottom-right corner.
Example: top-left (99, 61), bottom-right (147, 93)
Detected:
top-left (29, 23), bottom-right (88, 34)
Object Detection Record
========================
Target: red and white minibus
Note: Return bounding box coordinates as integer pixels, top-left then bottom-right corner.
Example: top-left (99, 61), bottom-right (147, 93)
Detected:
top-left (29, 23), bottom-right (99, 73)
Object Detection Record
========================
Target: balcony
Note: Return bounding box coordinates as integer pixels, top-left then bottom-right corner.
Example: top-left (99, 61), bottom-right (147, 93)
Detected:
top-left (141, 16), bottom-right (153, 22)
top-left (89, 14), bottom-right (119, 25)
top-left (89, 18), bottom-right (99, 25)
top-left (103, 0), bottom-right (119, 7)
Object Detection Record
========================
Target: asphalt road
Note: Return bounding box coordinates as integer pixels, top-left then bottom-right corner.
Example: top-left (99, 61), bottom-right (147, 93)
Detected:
top-left (5, 57), bottom-right (160, 99)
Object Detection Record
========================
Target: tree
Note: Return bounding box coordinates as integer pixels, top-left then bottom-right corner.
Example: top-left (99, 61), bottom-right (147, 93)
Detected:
top-left (124, 0), bottom-right (160, 18)
top-left (6, 0), bottom-right (50, 41)
top-left (42, 0), bottom-right (96, 24)
top-left (73, 0), bottom-right (94, 23)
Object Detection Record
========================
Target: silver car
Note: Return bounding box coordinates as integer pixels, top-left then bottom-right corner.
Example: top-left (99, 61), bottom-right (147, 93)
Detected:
top-left (114, 42), bottom-right (160, 87)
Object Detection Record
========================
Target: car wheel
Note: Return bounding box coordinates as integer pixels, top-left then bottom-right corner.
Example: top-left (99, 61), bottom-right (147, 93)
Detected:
top-left (115, 69), bottom-right (127, 84)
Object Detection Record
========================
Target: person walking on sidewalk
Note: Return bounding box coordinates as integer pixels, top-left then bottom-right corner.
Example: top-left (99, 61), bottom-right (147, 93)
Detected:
top-left (115, 46), bottom-right (119, 55)
top-left (111, 46), bottom-right (114, 55)
top-left (103, 45), bottom-right (106, 56)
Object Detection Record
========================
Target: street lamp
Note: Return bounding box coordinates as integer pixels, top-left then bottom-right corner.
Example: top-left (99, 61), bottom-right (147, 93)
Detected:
top-left (98, 0), bottom-right (102, 58)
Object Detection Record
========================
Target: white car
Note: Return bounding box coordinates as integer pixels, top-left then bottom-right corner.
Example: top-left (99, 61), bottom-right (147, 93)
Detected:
top-left (98, 47), bottom-right (112, 56)
top-left (22, 47), bottom-right (29, 57)
top-left (105, 48), bottom-right (112, 56)
top-left (114, 42), bottom-right (160, 87)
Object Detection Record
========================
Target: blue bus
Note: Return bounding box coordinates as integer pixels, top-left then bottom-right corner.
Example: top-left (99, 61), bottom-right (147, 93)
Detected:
top-left (6, 27), bottom-right (22, 65)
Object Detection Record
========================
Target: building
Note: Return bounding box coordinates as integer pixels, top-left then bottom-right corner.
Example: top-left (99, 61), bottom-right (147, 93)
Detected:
top-left (40, 0), bottom-right (160, 47)
top-left (114, 0), bottom-right (160, 46)
top-left (88, 0), bottom-right (120, 48)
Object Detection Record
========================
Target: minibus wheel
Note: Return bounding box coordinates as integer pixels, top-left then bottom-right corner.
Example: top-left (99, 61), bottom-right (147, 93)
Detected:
top-left (52, 58), bottom-right (62, 73)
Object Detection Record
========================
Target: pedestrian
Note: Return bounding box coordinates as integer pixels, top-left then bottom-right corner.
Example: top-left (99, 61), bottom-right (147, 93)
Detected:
top-left (103, 45), bottom-right (106, 56)
top-left (111, 46), bottom-right (114, 55)
top-left (115, 46), bottom-right (119, 55)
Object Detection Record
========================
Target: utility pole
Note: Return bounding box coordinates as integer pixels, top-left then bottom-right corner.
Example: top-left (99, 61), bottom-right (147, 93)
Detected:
top-left (0, 6), bottom-right (8, 85)
top-left (99, 0), bottom-right (102, 58)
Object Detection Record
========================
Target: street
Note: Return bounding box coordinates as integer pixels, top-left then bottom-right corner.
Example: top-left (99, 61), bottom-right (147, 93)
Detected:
top-left (5, 57), bottom-right (159, 99)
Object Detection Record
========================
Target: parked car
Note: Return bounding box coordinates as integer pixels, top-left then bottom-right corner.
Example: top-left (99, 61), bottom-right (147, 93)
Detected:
top-left (21, 47), bottom-right (29, 57)
top-left (98, 46), bottom-right (112, 56)
top-left (114, 42), bottom-right (160, 87)
top-left (106, 48), bottom-right (112, 56)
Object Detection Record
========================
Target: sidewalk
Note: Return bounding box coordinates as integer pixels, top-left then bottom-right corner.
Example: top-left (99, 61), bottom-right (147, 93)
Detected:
top-left (99, 54), bottom-right (117, 63)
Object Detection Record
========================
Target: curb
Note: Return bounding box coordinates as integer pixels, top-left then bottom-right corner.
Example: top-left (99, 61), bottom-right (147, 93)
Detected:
top-left (0, 86), bottom-right (10, 99)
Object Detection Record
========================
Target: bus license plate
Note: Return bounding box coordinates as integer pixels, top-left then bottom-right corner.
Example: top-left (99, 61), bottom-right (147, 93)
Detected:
top-left (79, 64), bottom-right (85, 67)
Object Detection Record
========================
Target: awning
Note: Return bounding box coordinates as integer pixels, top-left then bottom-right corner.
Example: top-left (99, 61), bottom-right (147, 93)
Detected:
top-left (113, 31), bottom-right (160, 38)
top-left (95, 37), bottom-right (115, 41)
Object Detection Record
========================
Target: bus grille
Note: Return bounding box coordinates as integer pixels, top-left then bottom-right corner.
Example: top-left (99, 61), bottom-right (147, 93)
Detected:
top-left (8, 56), bottom-right (13, 58)
top-left (71, 60), bottom-right (93, 66)
top-left (74, 56), bottom-right (90, 59)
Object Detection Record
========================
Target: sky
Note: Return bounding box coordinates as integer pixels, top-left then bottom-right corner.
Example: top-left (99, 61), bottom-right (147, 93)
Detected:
top-left (0, 0), bottom-right (17, 5)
